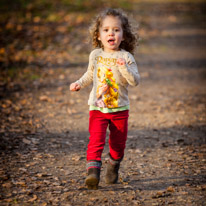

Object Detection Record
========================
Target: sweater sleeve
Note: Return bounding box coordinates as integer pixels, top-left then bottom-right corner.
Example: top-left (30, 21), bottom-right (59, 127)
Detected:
top-left (118, 52), bottom-right (140, 86)
top-left (75, 51), bottom-right (95, 89)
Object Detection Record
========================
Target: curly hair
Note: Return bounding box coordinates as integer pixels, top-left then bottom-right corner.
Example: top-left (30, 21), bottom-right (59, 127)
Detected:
top-left (89, 8), bottom-right (138, 54)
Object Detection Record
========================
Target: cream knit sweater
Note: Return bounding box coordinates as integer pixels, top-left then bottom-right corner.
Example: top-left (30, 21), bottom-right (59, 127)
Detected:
top-left (76, 48), bottom-right (140, 108)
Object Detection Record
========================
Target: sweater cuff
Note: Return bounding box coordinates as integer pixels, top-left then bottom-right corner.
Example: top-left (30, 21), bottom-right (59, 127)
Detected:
top-left (118, 64), bottom-right (130, 74)
top-left (75, 80), bottom-right (83, 88)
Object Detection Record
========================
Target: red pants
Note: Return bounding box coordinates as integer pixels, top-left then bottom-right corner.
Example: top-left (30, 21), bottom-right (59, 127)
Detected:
top-left (87, 110), bottom-right (129, 161)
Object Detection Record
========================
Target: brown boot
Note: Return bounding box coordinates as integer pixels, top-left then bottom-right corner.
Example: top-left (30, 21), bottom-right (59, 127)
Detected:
top-left (105, 154), bottom-right (122, 184)
top-left (85, 161), bottom-right (101, 190)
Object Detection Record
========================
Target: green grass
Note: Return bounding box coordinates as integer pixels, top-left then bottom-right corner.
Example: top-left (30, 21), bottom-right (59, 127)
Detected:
top-left (1, 67), bottom-right (41, 83)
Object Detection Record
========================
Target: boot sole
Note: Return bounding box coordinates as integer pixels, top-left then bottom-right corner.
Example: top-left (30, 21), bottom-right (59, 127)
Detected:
top-left (105, 173), bottom-right (118, 184)
top-left (105, 178), bottom-right (118, 184)
top-left (85, 176), bottom-right (99, 190)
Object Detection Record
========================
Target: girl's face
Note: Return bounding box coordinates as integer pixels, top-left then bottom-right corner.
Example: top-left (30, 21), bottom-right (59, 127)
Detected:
top-left (98, 15), bottom-right (124, 53)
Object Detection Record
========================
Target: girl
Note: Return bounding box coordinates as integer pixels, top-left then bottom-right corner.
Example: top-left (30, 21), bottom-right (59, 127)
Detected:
top-left (70, 8), bottom-right (140, 189)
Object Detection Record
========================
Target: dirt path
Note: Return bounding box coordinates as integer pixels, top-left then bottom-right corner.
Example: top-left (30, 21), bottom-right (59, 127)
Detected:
top-left (0, 1), bottom-right (206, 205)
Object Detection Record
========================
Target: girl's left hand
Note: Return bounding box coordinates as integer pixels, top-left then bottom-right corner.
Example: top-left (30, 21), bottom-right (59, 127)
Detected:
top-left (117, 58), bottom-right (126, 66)
top-left (70, 82), bottom-right (81, 91)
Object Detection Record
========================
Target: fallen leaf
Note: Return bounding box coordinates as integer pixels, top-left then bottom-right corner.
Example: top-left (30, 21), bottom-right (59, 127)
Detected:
top-left (4, 199), bottom-right (13, 203)
top-left (15, 181), bottom-right (27, 187)
top-left (21, 99), bottom-right (27, 105)
top-left (23, 138), bottom-right (31, 144)
top-left (28, 194), bottom-right (38, 202)
top-left (39, 95), bottom-right (52, 102)
top-left (167, 186), bottom-right (175, 192)
top-left (2, 182), bottom-right (12, 188)
top-left (152, 191), bottom-right (171, 198)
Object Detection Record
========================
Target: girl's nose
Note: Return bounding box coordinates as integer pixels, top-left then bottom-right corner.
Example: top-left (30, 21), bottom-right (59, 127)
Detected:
top-left (109, 30), bottom-right (114, 36)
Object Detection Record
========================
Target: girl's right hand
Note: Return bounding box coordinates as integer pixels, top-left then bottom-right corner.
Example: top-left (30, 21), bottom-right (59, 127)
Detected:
top-left (70, 82), bottom-right (81, 91)
top-left (117, 58), bottom-right (126, 66)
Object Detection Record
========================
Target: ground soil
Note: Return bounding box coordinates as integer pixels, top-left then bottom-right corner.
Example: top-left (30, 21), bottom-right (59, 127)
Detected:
top-left (0, 1), bottom-right (206, 206)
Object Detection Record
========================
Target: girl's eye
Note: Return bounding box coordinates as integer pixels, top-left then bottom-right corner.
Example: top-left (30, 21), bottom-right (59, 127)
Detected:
top-left (115, 29), bottom-right (119, 32)
top-left (104, 29), bottom-right (108, 32)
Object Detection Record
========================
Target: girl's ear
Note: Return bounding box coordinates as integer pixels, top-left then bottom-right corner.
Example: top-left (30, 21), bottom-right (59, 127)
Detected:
top-left (97, 30), bottom-right (101, 41)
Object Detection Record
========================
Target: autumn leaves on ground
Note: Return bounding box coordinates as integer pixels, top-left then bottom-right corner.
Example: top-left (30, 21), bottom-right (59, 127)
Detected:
top-left (0, 0), bottom-right (206, 205)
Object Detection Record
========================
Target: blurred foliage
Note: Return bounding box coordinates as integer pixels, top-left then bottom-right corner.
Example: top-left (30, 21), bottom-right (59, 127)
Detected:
top-left (0, 0), bottom-right (205, 84)
top-left (0, 0), bottom-right (136, 75)
top-left (0, 0), bottom-right (134, 18)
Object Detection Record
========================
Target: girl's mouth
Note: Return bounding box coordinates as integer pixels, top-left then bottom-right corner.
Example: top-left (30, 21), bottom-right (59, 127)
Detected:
top-left (108, 39), bottom-right (115, 45)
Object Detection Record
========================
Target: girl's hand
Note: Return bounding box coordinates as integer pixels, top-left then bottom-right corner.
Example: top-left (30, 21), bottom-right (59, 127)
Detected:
top-left (117, 58), bottom-right (126, 66)
top-left (70, 82), bottom-right (81, 91)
